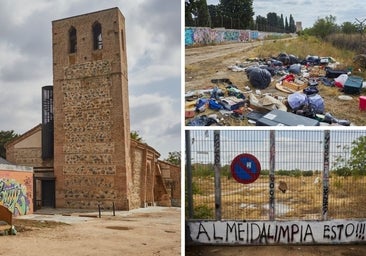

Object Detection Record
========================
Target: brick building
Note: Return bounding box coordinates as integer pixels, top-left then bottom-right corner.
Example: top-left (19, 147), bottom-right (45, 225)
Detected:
top-left (5, 8), bottom-right (180, 211)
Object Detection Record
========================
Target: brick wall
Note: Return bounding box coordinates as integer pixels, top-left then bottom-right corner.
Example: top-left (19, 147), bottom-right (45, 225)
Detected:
top-left (52, 8), bottom-right (131, 210)
top-left (5, 124), bottom-right (53, 168)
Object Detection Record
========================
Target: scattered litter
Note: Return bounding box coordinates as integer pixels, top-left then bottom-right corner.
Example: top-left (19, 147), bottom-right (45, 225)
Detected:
top-left (186, 51), bottom-right (364, 126)
top-left (338, 95), bottom-right (353, 101)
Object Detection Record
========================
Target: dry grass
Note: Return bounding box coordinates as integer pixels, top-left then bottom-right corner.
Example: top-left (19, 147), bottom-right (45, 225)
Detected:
top-left (192, 175), bottom-right (366, 220)
top-left (254, 36), bottom-right (356, 68)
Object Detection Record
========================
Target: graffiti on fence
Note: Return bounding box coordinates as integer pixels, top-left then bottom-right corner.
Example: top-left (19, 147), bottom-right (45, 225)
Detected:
top-left (193, 28), bottom-right (216, 45)
top-left (239, 30), bottom-right (250, 41)
top-left (223, 30), bottom-right (239, 42)
top-left (185, 27), bottom-right (286, 46)
top-left (185, 28), bottom-right (194, 46)
top-left (322, 130), bottom-right (330, 219)
top-left (0, 178), bottom-right (30, 215)
top-left (251, 31), bottom-right (259, 40)
top-left (188, 220), bottom-right (366, 245)
top-left (185, 27), bottom-right (261, 46)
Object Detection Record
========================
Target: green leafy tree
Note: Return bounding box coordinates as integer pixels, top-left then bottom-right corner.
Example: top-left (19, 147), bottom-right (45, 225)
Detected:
top-left (289, 14), bottom-right (296, 33)
top-left (309, 15), bottom-right (339, 39)
top-left (208, 4), bottom-right (223, 28)
top-left (220, 0), bottom-right (254, 29)
top-left (279, 14), bottom-right (285, 31)
top-left (267, 12), bottom-right (278, 32)
top-left (185, 0), bottom-right (197, 26)
top-left (130, 130), bottom-right (144, 142)
top-left (255, 15), bottom-right (267, 31)
top-left (196, 0), bottom-right (211, 27)
top-left (349, 136), bottom-right (366, 176)
top-left (185, 0), bottom-right (211, 27)
top-left (165, 151), bottom-right (181, 166)
top-left (0, 130), bottom-right (19, 159)
top-left (341, 21), bottom-right (358, 34)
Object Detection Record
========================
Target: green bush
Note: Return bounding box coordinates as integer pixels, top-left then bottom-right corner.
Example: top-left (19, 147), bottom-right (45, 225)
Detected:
top-left (333, 167), bottom-right (352, 177)
top-left (302, 170), bottom-right (314, 177)
top-left (193, 205), bottom-right (214, 219)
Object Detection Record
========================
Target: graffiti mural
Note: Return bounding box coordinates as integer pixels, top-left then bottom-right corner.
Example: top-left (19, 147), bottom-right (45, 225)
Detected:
top-left (0, 178), bottom-right (30, 215)
top-left (188, 220), bottom-right (366, 245)
top-left (224, 30), bottom-right (239, 42)
top-left (185, 28), bottom-right (194, 46)
top-left (185, 27), bottom-right (284, 46)
top-left (193, 27), bottom-right (217, 45)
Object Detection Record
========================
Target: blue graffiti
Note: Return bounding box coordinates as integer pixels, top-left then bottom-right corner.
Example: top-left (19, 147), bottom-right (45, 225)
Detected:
top-left (185, 28), bottom-right (194, 46)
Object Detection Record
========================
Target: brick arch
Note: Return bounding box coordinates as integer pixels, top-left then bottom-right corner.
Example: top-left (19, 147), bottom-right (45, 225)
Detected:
top-left (92, 21), bottom-right (102, 50)
top-left (68, 26), bottom-right (77, 53)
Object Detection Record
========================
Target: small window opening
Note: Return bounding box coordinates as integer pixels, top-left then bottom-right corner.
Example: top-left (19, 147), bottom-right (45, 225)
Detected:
top-left (93, 22), bottom-right (103, 50)
top-left (121, 29), bottom-right (125, 51)
top-left (69, 26), bottom-right (77, 53)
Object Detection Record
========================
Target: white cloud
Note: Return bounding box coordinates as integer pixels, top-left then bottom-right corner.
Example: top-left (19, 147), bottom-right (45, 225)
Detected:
top-left (130, 93), bottom-right (180, 158)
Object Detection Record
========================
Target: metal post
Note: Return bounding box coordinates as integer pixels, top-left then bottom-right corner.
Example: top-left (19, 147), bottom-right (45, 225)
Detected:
top-left (98, 203), bottom-right (101, 218)
top-left (322, 130), bottom-right (330, 220)
top-left (185, 130), bottom-right (194, 219)
top-left (269, 130), bottom-right (276, 220)
top-left (112, 202), bottom-right (115, 216)
top-left (214, 130), bottom-right (222, 221)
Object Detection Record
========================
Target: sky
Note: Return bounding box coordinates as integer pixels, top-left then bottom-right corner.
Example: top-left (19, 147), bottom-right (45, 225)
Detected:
top-left (0, 0), bottom-right (181, 159)
top-left (206, 0), bottom-right (366, 29)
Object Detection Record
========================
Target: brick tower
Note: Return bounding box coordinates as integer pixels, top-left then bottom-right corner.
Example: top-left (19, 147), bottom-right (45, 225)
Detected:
top-left (52, 8), bottom-right (132, 210)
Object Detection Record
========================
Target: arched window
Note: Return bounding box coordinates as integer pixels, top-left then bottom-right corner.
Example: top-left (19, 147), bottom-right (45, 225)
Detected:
top-left (69, 26), bottom-right (77, 53)
top-left (92, 21), bottom-right (103, 50)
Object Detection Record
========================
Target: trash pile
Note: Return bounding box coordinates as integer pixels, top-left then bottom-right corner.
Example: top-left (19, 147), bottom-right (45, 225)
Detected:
top-left (185, 52), bottom-right (365, 126)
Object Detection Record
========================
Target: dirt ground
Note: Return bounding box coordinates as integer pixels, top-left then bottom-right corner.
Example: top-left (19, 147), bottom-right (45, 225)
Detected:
top-left (185, 41), bottom-right (366, 126)
top-left (0, 207), bottom-right (181, 256)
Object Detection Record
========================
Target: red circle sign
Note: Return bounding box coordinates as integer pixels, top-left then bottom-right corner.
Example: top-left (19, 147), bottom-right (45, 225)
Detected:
top-left (230, 153), bottom-right (261, 184)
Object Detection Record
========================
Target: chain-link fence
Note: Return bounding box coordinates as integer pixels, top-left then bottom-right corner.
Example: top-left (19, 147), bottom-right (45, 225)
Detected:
top-left (185, 129), bottom-right (366, 221)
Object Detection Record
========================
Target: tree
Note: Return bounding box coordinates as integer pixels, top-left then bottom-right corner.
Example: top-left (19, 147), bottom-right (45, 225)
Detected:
top-left (220, 0), bottom-right (254, 29)
top-left (348, 136), bottom-right (366, 175)
top-left (208, 4), bottom-right (223, 28)
top-left (255, 15), bottom-right (267, 31)
top-left (185, 0), bottom-right (196, 26)
top-left (0, 130), bottom-right (19, 159)
top-left (185, 0), bottom-right (211, 27)
top-left (310, 15), bottom-right (339, 39)
top-left (341, 21), bottom-right (358, 34)
top-left (130, 130), bottom-right (144, 142)
top-left (279, 14), bottom-right (285, 31)
top-left (289, 14), bottom-right (296, 33)
top-left (267, 12), bottom-right (278, 32)
top-left (165, 151), bottom-right (181, 166)
top-left (196, 0), bottom-right (211, 27)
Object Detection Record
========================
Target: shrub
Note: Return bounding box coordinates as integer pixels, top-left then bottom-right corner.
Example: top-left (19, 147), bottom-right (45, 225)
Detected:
top-left (193, 205), bottom-right (214, 219)
top-left (333, 167), bottom-right (352, 177)
top-left (302, 170), bottom-right (314, 177)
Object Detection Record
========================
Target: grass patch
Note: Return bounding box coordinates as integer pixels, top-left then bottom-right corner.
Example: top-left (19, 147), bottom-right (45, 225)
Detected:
top-left (253, 36), bottom-right (357, 68)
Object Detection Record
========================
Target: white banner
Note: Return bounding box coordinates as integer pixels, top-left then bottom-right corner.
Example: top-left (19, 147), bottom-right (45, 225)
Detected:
top-left (188, 220), bottom-right (366, 245)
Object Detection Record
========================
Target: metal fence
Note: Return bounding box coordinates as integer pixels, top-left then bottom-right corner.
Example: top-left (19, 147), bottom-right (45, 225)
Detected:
top-left (185, 129), bottom-right (366, 221)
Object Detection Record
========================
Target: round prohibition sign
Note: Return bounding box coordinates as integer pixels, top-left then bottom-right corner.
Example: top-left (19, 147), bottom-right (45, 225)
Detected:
top-left (230, 153), bottom-right (261, 184)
